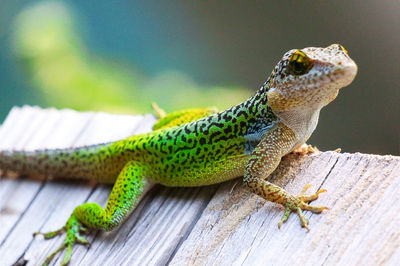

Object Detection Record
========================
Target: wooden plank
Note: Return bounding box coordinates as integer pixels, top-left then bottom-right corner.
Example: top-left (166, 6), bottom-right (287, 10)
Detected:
top-left (169, 152), bottom-right (400, 266)
top-left (1, 106), bottom-right (399, 266)
top-left (0, 106), bottom-right (39, 150)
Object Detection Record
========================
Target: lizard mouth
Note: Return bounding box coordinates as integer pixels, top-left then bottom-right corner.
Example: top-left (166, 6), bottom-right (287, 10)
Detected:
top-left (309, 57), bottom-right (357, 90)
top-left (330, 62), bottom-right (358, 89)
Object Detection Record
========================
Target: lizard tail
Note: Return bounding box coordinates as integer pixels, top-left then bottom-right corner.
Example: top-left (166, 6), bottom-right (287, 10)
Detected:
top-left (0, 143), bottom-right (127, 183)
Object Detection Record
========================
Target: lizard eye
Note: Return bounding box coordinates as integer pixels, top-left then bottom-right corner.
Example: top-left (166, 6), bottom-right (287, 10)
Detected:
top-left (288, 50), bottom-right (312, 75)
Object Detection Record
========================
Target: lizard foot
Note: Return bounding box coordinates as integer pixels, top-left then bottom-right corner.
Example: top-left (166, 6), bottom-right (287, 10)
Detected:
top-left (278, 184), bottom-right (328, 231)
top-left (292, 143), bottom-right (319, 155)
top-left (33, 215), bottom-right (90, 266)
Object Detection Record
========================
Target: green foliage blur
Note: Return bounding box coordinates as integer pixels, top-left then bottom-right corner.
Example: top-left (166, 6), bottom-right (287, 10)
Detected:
top-left (12, 1), bottom-right (250, 114)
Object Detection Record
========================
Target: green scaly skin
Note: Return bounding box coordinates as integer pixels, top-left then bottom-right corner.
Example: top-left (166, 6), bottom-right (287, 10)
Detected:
top-left (0, 44), bottom-right (357, 265)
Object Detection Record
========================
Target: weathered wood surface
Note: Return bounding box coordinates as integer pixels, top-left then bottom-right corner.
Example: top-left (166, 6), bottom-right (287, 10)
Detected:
top-left (0, 106), bottom-right (399, 266)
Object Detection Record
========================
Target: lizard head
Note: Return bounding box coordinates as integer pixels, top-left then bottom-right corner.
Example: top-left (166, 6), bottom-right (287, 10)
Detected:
top-left (266, 44), bottom-right (357, 112)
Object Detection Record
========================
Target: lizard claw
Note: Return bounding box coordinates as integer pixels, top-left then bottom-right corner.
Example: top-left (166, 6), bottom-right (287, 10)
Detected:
top-left (33, 226), bottom-right (65, 239)
top-left (278, 184), bottom-right (328, 230)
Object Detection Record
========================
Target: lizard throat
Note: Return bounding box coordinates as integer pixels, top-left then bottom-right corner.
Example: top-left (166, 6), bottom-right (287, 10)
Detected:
top-left (274, 106), bottom-right (321, 150)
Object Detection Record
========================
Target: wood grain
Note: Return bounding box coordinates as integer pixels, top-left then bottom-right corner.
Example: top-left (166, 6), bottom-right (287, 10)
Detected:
top-left (0, 106), bottom-right (398, 266)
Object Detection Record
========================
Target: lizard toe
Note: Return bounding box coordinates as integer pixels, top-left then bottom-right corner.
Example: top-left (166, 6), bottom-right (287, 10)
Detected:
top-left (38, 214), bottom-right (90, 265)
top-left (277, 186), bottom-right (328, 230)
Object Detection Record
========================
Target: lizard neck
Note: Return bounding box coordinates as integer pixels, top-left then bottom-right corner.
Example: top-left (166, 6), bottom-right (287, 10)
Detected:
top-left (213, 77), bottom-right (277, 136)
top-left (240, 77), bottom-right (323, 152)
top-left (242, 78), bottom-right (276, 125)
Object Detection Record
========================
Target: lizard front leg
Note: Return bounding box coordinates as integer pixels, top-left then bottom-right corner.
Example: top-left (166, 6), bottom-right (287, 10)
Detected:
top-left (34, 161), bottom-right (153, 265)
top-left (244, 123), bottom-right (328, 230)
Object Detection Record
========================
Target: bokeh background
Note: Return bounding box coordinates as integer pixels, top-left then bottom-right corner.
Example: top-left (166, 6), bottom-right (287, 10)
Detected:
top-left (0, 1), bottom-right (398, 155)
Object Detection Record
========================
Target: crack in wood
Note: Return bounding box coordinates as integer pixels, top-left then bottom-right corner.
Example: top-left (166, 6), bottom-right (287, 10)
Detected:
top-left (318, 155), bottom-right (339, 191)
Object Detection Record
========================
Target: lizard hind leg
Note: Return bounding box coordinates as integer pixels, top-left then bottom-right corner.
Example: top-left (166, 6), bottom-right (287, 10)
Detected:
top-left (34, 161), bottom-right (152, 265)
top-left (151, 102), bottom-right (167, 119)
top-left (151, 102), bottom-right (218, 130)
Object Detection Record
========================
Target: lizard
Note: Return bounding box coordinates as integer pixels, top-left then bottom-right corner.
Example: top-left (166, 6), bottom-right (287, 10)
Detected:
top-left (0, 44), bottom-right (357, 265)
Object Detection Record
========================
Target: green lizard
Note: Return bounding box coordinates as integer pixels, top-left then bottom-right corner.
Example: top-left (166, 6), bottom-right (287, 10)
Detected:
top-left (0, 44), bottom-right (357, 265)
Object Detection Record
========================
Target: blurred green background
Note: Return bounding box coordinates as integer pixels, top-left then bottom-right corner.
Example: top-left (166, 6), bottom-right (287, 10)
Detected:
top-left (0, 1), bottom-right (398, 155)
